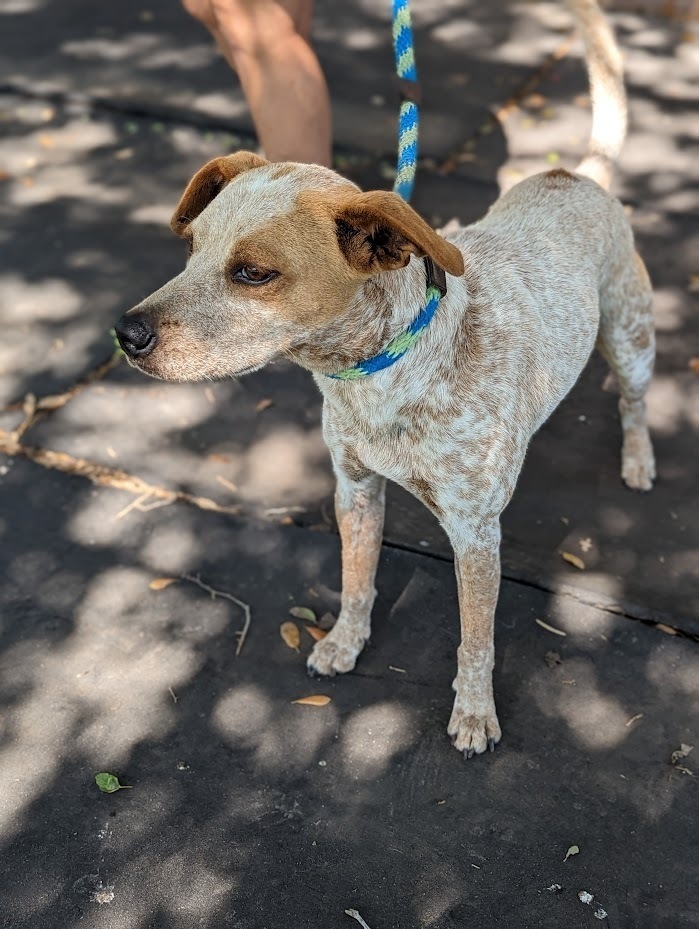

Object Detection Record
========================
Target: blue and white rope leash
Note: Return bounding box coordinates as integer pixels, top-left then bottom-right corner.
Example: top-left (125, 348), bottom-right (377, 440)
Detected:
top-left (392, 0), bottom-right (419, 202)
top-left (328, 0), bottom-right (448, 381)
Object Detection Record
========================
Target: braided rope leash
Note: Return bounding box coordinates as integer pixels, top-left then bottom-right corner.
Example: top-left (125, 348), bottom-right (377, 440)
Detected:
top-left (392, 0), bottom-right (419, 202)
top-left (328, 0), bottom-right (449, 381)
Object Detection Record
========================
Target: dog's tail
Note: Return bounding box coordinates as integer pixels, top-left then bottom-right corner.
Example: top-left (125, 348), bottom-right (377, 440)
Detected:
top-left (566, 0), bottom-right (627, 190)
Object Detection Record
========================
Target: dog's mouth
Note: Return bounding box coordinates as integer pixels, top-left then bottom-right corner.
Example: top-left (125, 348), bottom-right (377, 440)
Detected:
top-left (124, 349), bottom-right (269, 383)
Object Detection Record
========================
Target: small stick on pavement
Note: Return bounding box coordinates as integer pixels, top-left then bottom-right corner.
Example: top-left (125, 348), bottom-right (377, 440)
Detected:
top-left (345, 910), bottom-right (373, 929)
top-left (182, 573), bottom-right (252, 657)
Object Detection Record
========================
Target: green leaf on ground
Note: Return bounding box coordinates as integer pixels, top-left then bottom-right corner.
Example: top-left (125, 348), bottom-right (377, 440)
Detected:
top-left (95, 772), bottom-right (133, 793)
top-left (289, 606), bottom-right (316, 623)
top-left (564, 844), bottom-right (580, 862)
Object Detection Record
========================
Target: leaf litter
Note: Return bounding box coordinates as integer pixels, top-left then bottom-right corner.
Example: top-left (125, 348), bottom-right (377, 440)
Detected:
top-left (292, 695), bottom-right (331, 707)
top-left (536, 619), bottom-right (567, 637)
top-left (561, 551), bottom-right (585, 570)
top-left (280, 621), bottom-right (301, 651)
top-left (95, 773), bottom-right (132, 793)
top-left (289, 606), bottom-right (316, 623)
top-left (670, 743), bottom-right (694, 775)
top-left (345, 910), bottom-right (373, 929)
top-left (149, 577), bottom-right (177, 590)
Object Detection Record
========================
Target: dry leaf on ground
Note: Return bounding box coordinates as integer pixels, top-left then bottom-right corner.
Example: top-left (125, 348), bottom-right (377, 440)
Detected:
top-left (561, 551), bottom-right (585, 570)
top-left (564, 844), bottom-right (580, 862)
top-left (306, 626), bottom-right (328, 642)
top-left (688, 357), bottom-right (699, 372)
top-left (149, 577), bottom-right (177, 591)
top-left (524, 92), bottom-right (546, 108)
top-left (345, 910), bottom-right (372, 929)
top-left (280, 621), bottom-right (301, 651)
top-left (216, 475), bottom-right (238, 494)
top-left (671, 743), bottom-right (694, 764)
top-left (289, 606), bottom-right (316, 623)
top-left (656, 623), bottom-right (678, 635)
top-left (536, 618), bottom-right (567, 637)
top-left (292, 695), bottom-right (331, 706)
top-left (255, 398), bottom-right (274, 413)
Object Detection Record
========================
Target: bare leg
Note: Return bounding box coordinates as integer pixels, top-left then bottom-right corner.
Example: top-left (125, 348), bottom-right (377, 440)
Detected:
top-left (182, 0), bottom-right (332, 166)
top-left (445, 520), bottom-right (502, 757)
top-left (307, 467), bottom-right (386, 676)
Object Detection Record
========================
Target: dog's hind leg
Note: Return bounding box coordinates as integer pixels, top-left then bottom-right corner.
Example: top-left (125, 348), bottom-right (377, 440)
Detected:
top-left (597, 249), bottom-right (656, 491)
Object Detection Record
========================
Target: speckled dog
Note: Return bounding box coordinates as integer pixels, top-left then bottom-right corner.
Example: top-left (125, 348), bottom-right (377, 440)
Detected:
top-left (116, 0), bottom-right (655, 758)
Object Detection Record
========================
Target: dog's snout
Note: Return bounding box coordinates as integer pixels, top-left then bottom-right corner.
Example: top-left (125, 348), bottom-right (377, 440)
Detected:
top-left (115, 314), bottom-right (157, 358)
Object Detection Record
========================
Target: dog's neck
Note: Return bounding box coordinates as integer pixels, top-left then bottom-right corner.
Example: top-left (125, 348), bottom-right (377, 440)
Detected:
top-left (286, 254), bottom-right (440, 378)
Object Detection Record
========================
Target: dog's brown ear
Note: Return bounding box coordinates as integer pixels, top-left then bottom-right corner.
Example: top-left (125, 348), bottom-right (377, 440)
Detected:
top-left (171, 151), bottom-right (268, 236)
top-left (335, 191), bottom-right (465, 277)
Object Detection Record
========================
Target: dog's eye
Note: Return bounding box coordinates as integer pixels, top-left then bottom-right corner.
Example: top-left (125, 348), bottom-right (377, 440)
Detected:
top-left (232, 264), bottom-right (278, 285)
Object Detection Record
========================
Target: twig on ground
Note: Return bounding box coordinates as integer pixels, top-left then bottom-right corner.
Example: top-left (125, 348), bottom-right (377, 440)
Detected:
top-left (2, 351), bottom-right (123, 437)
top-left (182, 573), bottom-right (252, 657)
top-left (439, 33), bottom-right (574, 174)
top-left (115, 491), bottom-right (176, 520)
top-left (345, 910), bottom-right (373, 929)
top-left (0, 430), bottom-right (241, 517)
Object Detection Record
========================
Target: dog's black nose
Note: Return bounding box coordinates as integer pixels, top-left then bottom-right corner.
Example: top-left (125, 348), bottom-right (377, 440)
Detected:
top-left (115, 314), bottom-right (157, 358)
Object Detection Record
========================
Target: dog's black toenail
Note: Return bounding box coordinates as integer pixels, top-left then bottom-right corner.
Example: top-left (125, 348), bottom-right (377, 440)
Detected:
top-left (465, 748), bottom-right (475, 760)
top-left (450, 734), bottom-right (457, 746)
top-left (488, 738), bottom-right (496, 753)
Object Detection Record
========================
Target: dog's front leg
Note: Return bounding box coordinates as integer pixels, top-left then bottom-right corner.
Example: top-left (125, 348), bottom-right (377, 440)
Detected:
top-left (446, 520), bottom-right (502, 757)
top-left (307, 466), bottom-right (386, 677)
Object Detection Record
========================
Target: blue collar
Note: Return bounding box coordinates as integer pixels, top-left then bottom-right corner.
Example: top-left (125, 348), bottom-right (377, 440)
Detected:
top-left (326, 257), bottom-right (447, 380)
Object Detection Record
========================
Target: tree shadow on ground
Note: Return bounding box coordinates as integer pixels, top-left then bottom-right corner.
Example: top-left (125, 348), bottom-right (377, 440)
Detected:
top-left (0, 462), bottom-right (696, 929)
top-left (0, 3), bottom-right (698, 925)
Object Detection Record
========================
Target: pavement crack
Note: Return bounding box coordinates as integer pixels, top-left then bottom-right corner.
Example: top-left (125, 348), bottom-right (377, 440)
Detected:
top-left (373, 535), bottom-right (699, 643)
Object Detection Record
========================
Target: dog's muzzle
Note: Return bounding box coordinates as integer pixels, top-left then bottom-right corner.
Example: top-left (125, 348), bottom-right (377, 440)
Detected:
top-left (115, 314), bottom-right (157, 358)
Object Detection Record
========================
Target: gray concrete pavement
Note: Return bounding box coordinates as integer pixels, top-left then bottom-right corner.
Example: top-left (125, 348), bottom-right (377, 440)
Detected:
top-left (0, 1), bottom-right (697, 926)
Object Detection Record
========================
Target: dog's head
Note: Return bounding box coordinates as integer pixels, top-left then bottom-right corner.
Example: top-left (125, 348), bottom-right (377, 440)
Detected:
top-left (115, 151), bottom-right (464, 380)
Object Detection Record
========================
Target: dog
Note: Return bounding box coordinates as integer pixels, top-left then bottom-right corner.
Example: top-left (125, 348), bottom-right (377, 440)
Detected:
top-left (115, 0), bottom-right (655, 758)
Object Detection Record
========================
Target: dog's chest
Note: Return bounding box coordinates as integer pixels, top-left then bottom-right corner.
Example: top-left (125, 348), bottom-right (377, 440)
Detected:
top-left (325, 380), bottom-right (464, 481)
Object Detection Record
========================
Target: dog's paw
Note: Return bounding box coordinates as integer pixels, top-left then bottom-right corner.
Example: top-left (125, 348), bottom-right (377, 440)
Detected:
top-left (447, 701), bottom-right (501, 759)
top-left (622, 451), bottom-right (656, 492)
top-left (622, 431), bottom-right (655, 491)
top-left (307, 625), bottom-right (367, 677)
